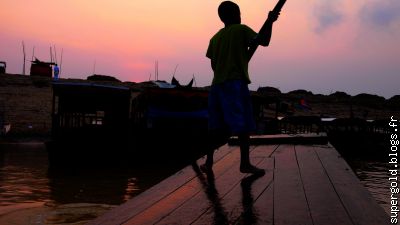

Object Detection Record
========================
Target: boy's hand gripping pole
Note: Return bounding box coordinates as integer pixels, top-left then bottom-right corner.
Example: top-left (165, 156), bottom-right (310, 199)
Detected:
top-left (247, 0), bottom-right (286, 61)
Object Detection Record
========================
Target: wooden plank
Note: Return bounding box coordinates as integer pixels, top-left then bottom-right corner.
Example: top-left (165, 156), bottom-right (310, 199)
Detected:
top-left (229, 133), bottom-right (328, 145)
top-left (273, 145), bottom-right (313, 225)
top-left (190, 145), bottom-right (276, 225)
top-left (315, 145), bottom-right (388, 225)
top-left (123, 145), bottom-right (247, 225)
top-left (88, 145), bottom-right (234, 225)
top-left (295, 145), bottom-right (353, 225)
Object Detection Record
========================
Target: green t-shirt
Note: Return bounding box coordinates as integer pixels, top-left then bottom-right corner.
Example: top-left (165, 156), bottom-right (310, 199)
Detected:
top-left (206, 24), bottom-right (257, 85)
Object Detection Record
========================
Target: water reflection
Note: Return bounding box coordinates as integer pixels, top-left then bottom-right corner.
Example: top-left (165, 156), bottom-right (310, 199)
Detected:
top-left (0, 143), bottom-right (50, 209)
top-left (350, 159), bottom-right (390, 215)
top-left (0, 142), bottom-right (188, 225)
top-left (192, 163), bottom-right (229, 225)
top-left (239, 174), bottom-right (263, 225)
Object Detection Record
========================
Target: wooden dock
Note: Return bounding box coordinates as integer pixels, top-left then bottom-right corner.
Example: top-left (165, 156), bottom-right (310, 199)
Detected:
top-left (89, 135), bottom-right (388, 225)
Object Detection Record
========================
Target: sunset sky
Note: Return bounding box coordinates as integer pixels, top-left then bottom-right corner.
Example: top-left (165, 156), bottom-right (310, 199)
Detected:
top-left (1, 0), bottom-right (399, 98)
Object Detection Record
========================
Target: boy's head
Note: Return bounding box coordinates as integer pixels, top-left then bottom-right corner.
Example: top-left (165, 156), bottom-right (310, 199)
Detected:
top-left (218, 1), bottom-right (241, 25)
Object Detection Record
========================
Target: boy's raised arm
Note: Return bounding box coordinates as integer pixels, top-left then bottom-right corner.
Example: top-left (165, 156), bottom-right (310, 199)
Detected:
top-left (256, 11), bottom-right (279, 47)
top-left (248, 0), bottom-right (286, 60)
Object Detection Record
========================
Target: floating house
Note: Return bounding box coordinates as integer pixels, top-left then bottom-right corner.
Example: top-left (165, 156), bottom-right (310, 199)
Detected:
top-left (50, 81), bottom-right (210, 140)
top-left (51, 82), bottom-right (134, 142)
top-left (47, 80), bottom-right (210, 164)
top-left (30, 59), bottom-right (54, 77)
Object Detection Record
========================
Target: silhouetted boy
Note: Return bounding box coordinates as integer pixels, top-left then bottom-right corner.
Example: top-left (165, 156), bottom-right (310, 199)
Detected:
top-left (202, 1), bottom-right (279, 174)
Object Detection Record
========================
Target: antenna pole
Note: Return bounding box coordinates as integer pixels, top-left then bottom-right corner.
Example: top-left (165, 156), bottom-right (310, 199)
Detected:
top-left (50, 46), bottom-right (53, 63)
top-left (173, 64), bottom-right (179, 77)
top-left (31, 46), bottom-right (35, 62)
top-left (59, 48), bottom-right (64, 76)
top-left (193, 74), bottom-right (197, 87)
top-left (156, 61), bottom-right (159, 80)
top-left (22, 41), bottom-right (26, 75)
top-left (54, 45), bottom-right (58, 64)
top-left (93, 59), bottom-right (96, 75)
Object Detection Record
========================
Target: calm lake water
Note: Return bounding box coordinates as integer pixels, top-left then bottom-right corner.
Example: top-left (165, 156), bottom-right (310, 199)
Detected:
top-left (350, 159), bottom-right (390, 215)
top-left (0, 142), bottom-right (189, 225)
top-left (0, 141), bottom-right (390, 224)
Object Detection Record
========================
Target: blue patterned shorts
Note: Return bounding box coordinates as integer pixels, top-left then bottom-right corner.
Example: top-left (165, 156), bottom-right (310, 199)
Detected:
top-left (208, 79), bottom-right (256, 135)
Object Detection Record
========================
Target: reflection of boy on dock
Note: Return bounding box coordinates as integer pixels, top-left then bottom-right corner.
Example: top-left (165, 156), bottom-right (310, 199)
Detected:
top-left (202, 1), bottom-right (279, 174)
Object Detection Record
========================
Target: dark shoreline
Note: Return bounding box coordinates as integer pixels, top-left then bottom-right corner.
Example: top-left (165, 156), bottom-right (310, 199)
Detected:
top-left (1, 73), bottom-right (399, 138)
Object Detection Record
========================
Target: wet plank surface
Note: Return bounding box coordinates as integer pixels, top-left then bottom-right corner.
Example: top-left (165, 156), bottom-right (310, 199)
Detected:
top-left (89, 138), bottom-right (388, 225)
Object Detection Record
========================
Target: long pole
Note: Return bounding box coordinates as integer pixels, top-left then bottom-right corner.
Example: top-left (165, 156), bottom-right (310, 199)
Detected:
top-left (247, 0), bottom-right (286, 60)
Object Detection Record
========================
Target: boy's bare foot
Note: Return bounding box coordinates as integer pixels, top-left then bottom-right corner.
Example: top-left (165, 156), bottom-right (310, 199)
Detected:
top-left (240, 165), bottom-right (265, 175)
